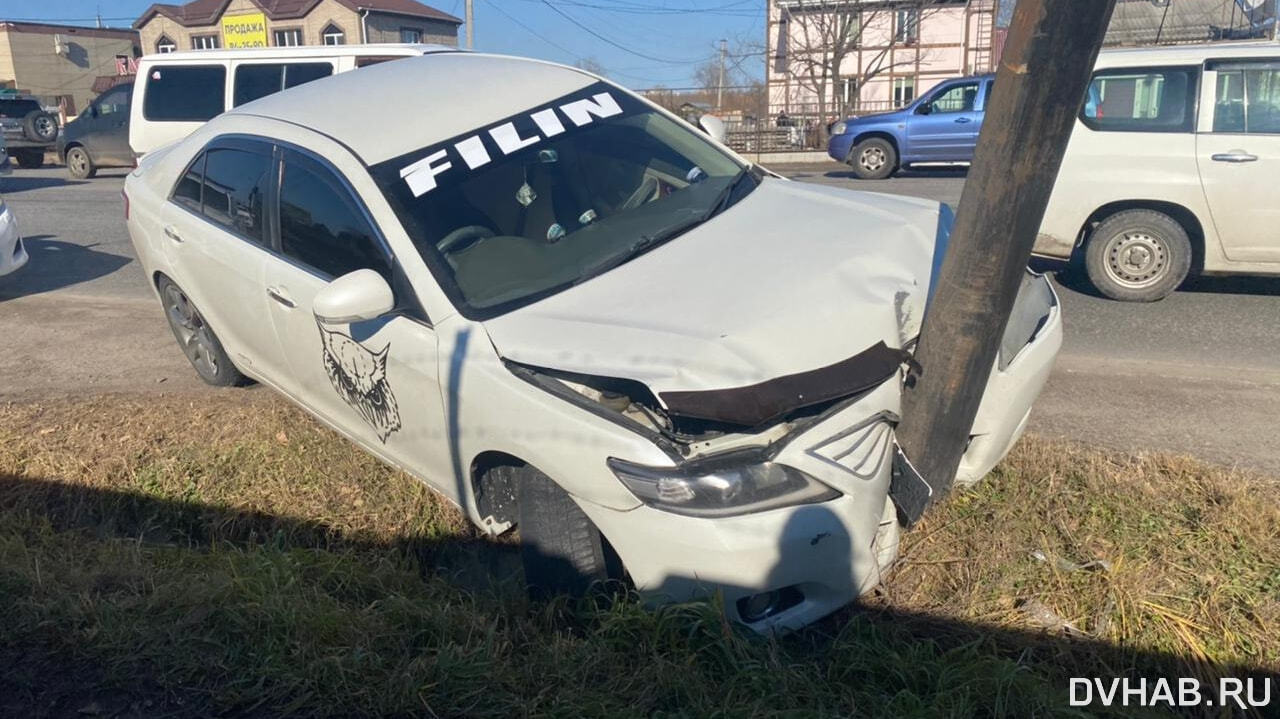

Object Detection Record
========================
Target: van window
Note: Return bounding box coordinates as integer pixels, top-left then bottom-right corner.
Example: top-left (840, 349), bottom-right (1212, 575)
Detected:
top-left (143, 65), bottom-right (226, 121)
top-left (1212, 62), bottom-right (1280, 134)
top-left (278, 151), bottom-right (390, 280)
top-left (94, 84), bottom-right (130, 115)
top-left (233, 62), bottom-right (333, 106)
top-left (1080, 66), bottom-right (1198, 133)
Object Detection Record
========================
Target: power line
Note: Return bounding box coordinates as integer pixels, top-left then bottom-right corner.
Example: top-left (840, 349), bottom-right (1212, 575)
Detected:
top-left (538, 0), bottom-right (709, 64)
top-left (483, 0), bottom-right (579, 60)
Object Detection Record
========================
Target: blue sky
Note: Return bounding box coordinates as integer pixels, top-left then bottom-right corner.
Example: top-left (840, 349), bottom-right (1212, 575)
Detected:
top-left (3, 0), bottom-right (765, 88)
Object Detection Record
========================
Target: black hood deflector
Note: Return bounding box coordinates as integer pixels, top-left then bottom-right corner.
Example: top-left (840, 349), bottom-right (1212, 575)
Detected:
top-left (659, 341), bottom-right (912, 427)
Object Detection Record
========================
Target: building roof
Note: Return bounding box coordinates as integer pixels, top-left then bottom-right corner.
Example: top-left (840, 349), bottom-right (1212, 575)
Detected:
top-left (0, 20), bottom-right (139, 40)
top-left (225, 53), bottom-right (594, 165)
top-left (133, 0), bottom-right (462, 30)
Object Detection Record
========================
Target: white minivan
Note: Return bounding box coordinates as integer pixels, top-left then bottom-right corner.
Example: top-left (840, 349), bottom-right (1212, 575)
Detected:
top-left (129, 44), bottom-right (451, 157)
top-left (1035, 42), bottom-right (1280, 301)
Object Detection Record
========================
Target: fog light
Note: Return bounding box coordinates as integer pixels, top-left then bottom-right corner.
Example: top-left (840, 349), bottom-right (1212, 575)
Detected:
top-left (736, 586), bottom-right (804, 623)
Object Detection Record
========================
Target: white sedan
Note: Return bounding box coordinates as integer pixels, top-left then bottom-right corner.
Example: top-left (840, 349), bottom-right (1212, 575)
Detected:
top-left (123, 52), bottom-right (1061, 631)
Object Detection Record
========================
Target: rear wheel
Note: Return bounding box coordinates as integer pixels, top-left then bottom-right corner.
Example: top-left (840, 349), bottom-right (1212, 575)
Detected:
top-left (516, 465), bottom-right (619, 598)
top-left (65, 146), bottom-right (96, 179)
top-left (1084, 209), bottom-right (1191, 302)
top-left (13, 149), bottom-right (45, 169)
top-left (848, 137), bottom-right (897, 180)
top-left (158, 276), bottom-right (246, 387)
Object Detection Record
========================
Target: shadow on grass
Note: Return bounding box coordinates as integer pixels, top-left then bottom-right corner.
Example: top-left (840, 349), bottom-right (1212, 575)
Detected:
top-left (2, 472), bottom-right (1276, 718)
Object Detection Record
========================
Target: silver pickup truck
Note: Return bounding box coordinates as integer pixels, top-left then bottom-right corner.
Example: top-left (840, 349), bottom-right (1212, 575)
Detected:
top-left (0, 96), bottom-right (59, 169)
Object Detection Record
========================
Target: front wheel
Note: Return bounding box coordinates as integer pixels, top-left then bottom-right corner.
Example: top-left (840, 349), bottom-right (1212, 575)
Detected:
top-left (848, 137), bottom-right (897, 180)
top-left (157, 276), bottom-right (246, 387)
top-left (516, 465), bottom-right (620, 598)
top-left (1084, 209), bottom-right (1191, 302)
top-left (65, 146), bottom-right (96, 179)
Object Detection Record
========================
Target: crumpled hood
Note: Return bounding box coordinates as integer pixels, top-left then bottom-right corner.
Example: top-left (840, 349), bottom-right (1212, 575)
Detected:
top-left (481, 178), bottom-right (944, 395)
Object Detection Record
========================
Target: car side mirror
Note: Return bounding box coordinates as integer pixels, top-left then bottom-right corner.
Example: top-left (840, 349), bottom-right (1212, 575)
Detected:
top-left (698, 114), bottom-right (727, 143)
top-left (313, 269), bottom-right (394, 324)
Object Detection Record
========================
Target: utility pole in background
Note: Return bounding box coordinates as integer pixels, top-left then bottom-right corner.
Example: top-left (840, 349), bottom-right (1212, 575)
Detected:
top-left (717, 38), bottom-right (727, 110)
top-left (893, 0), bottom-right (1118, 523)
top-left (466, 0), bottom-right (474, 49)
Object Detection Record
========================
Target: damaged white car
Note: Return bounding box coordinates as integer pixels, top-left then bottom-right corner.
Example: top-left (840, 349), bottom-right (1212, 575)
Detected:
top-left (123, 52), bottom-right (1061, 631)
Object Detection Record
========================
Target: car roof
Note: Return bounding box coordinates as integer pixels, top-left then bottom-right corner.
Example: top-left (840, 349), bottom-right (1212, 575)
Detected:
top-left (1095, 40), bottom-right (1280, 68)
top-left (224, 52), bottom-right (599, 166)
top-left (139, 43), bottom-right (452, 63)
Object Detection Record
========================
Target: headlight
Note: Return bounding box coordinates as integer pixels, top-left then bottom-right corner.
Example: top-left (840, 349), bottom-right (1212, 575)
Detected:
top-left (831, 121), bottom-right (848, 136)
top-left (608, 451), bottom-right (840, 518)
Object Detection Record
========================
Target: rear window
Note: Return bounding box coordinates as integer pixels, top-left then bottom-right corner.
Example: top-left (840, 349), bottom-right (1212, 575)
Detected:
top-left (143, 65), bottom-right (227, 122)
top-left (232, 62), bottom-right (333, 107)
top-left (1080, 66), bottom-right (1198, 133)
top-left (0, 99), bottom-right (42, 118)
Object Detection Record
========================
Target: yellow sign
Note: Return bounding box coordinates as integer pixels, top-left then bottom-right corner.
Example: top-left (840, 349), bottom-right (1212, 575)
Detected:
top-left (221, 12), bottom-right (268, 48)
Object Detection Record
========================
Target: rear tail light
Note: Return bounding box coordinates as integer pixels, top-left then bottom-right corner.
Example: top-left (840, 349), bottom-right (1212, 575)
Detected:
top-left (122, 189), bottom-right (130, 220)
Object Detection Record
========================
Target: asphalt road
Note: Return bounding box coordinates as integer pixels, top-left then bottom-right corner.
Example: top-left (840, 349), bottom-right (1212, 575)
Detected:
top-left (3, 164), bottom-right (1279, 474)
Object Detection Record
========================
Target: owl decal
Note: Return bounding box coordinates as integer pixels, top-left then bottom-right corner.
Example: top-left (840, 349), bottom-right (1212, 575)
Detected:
top-left (318, 324), bottom-right (402, 442)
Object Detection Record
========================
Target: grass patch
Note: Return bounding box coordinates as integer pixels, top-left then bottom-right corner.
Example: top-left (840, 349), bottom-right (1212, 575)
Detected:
top-left (1, 393), bottom-right (1277, 717)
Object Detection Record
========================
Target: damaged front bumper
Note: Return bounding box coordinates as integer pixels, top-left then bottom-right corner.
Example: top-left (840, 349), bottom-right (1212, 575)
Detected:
top-left (578, 272), bottom-right (1061, 631)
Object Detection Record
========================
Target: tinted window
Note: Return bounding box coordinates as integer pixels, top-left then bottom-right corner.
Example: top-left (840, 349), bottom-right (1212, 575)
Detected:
top-left (233, 63), bottom-right (332, 106)
top-left (928, 82), bottom-right (979, 114)
top-left (173, 152), bottom-right (205, 212)
top-left (95, 84), bottom-right (131, 115)
top-left (143, 65), bottom-right (226, 121)
top-left (1212, 62), bottom-right (1280, 134)
top-left (0, 99), bottom-right (43, 117)
top-left (279, 154), bottom-right (390, 280)
top-left (201, 148), bottom-right (273, 243)
top-left (1080, 67), bottom-right (1198, 133)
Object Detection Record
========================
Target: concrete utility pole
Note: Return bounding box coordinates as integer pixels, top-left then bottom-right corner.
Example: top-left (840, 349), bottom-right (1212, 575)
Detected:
top-left (893, 0), bottom-right (1118, 523)
top-left (466, 0), bottom-right (474, 49)
top-left (717, 38), bottom-right (727, 110)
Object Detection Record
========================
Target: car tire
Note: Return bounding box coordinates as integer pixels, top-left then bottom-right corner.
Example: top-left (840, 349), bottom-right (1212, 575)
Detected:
top-left (13, 148), bottom-right (45, 169)
top-left (848, 137), bottom-right (897, 180)
top-left (65, 146), bottom-right (96, 179)
top-left (157, 276), bottom-right (247, 387)
top-left (517, 465), bottom-right (618, 599)
top-left (1084, 209), bottom-right (1191, 302)
top-left (23, 110), bottom-right (59, 143)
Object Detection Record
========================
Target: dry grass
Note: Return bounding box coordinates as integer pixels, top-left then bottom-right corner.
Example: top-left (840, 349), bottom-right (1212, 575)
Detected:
top-left (1, 392), bottom-right (1277, 717)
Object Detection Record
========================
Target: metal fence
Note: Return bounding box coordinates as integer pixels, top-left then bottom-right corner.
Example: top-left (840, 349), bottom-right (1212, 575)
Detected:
top-left (721, 101), bottom-right (908, 153)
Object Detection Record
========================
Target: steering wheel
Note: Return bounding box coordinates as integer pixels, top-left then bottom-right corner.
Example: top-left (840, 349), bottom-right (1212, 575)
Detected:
top-left (438, 225), bottom-right (496, 254)
top-left (620, 175), bottom-right (660, 211)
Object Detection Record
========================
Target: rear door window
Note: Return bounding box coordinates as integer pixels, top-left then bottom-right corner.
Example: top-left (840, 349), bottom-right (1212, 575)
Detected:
top-left (1080, 66), bottom-right (1199, 132)
top-left (143, 65), bottom-right (227, 121)
top-left (1210, 61), bottom-right (1280, 134)
top-left (170, 143), bottom-right (273, 245)
top-left (278, 150), bottom-right (391, 280)
top-left (233, 62), bottom-right (333, 106)
top-left (0, 99), bottom-right (42, 118)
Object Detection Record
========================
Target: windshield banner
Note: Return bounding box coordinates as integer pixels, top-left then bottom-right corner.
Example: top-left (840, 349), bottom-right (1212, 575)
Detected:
top-left (370, 82), bottom-right (637, 200)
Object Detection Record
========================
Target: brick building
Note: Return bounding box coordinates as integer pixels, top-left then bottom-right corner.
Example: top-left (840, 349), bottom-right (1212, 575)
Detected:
top-left (133, 0), bottom-right (461, 55)
top-left (0, 21), bottom-right (140, 114)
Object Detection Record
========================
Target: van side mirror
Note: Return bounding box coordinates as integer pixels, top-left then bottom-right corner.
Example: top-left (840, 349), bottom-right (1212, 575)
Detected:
top-left (313, 269), bottom-right (394, 324)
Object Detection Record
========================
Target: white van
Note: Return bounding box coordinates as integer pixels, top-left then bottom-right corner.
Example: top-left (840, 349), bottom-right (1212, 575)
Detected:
top-left (129, 44), bottom-right (453, 157)
top-left (1035, 42), bottom-right (1280, 301)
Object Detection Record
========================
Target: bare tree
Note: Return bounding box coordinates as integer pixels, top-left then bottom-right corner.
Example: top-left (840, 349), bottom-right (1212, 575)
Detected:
top-left (574, 57), bottom-right (607, 77)
top-left (780, 0), bottom-right (954, 131)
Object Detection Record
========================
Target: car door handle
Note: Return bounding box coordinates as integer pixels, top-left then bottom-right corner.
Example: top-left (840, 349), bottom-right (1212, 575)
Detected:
top-left (954, 116), bottom-right (972, 123)
top-left (1211, 151), bottom-right (1258, 163)
top-left (162, 225), bottom-right (183, 243)
top-left (266, 286), bottom-right (296, 309)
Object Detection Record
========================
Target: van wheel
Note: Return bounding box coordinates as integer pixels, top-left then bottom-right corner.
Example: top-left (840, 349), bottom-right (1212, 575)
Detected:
top-left (13, 149), bottom-right (44, 169)
top-left (157, 277), bottom-right (246, 387)
top-left (848, 137), bottom-right (897, 180)
top-left (66, 146), bottom-right (96, 179)
top-left (1084, 209), bottom-right (1191, 302)
top-left (517, 465), bottom-right (619, 599)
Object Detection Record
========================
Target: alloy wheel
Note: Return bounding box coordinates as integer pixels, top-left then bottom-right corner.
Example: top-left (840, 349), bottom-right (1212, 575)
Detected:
top-left (163, 284), bottom-right (221, 380)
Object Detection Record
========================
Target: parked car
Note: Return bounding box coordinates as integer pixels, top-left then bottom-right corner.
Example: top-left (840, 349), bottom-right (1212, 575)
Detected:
top-left (0, 95), bottom-right (59, 169)
top-left (123, 53), bottom-right (1061, 631)
top-left (0, 135), bottom-right (27, 277)
top-left (828, 74), bottom-right (995, 179)
top-left (58, 82), bottom-right (134, 179)
top-left (129, 44), bottom-right (448, 158)
top-left (1035, 41), bottom-right (1280, 301)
